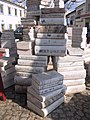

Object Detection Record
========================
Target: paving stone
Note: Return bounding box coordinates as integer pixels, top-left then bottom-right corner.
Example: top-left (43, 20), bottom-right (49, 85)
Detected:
top-left (0, 85), bottom-right (90, 120)
top-left (20, 118), bottom-right (28, 120)
top-left (21, 112), bottom-right (30, 118)
top-left (85, 113), bottom-right (90, 119)
top-left (12, 111), bottom-right (22, 116)
top-left (76, 110), bottom-right (84, 117)
top-left (0, 116), bottom-right (3, 120)
top-left (3, 115), bottom-right (11, 120)
top-left (10, 116), bottom-right (20, 120)
top-left (66, 111), bottom-right (74, 117)
top-left (5, 110), bottom-right (13, 115)
top-left (74, 115), bottom-right (81, 120)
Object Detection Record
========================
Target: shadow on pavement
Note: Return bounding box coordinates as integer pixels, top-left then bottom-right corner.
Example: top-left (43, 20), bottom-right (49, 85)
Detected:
top-left (3, 83), bottom-right (90, 120)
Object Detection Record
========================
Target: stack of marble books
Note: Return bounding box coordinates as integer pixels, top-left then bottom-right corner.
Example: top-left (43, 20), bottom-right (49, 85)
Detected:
top-left (27, 70), bottom-right (66, 117)
top-left (0, 30), bottom-right (17, 58)
top-left (67, 47), bottom-right (84, 56)
top-left (35, 8), bottom-right (66, 56)
top-left (21, 18), bottom-right (37, 43)
top-left (81, 27), bottom-right (87, 49)
top-left (54, 0), bottom-right (64, 8)
top-left (83, 44), bottom-right (90, 64)
top-left (67, 27), bottom-right (72, 48)
top-left (15, 41), bottom-right (47, 93)
top-left (26, 0), bottom-right (52, 12)
top-left (0, 48), bottom-right (17, 58)
top-left (83, 44), bottom-right (90, 77)
top-left (57, 55), bottom-right (86, 94)
top-left (0, 56), bottom-right (15, 89)
top-left (67, 27), bottom-right (87, 48)
top-left (68, 27), bottom-right (82, 47)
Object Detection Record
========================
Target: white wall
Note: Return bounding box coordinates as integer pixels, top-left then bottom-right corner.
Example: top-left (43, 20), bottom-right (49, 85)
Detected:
top-left (0, 1), bottom-right (25, 32)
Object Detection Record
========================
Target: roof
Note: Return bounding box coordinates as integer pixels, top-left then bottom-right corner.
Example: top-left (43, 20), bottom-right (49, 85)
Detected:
top-left (0, 0), bottom-right (25, 9)
top-left (76, 2), bottom-right (85, 9)
top-left (66, 9), bottom-right (76, 17)
top-left (64, 0), bottom-right (69, 3)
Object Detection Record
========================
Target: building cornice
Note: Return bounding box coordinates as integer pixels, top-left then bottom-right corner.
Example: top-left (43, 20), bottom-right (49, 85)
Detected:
top-left (80, 12), bottom-right (90, 18)
top-left (0, 0), bottom-right (25, 9)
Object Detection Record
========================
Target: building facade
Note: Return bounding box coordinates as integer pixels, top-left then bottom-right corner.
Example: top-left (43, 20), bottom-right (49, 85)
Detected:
top-left (0, 0), bottom-right (25, 32)
top-left (75, 2), bottom-right (86, 27)
top-left (80, 0), bottom-right (90, 30)
top-left (66, 2), bottom-right (86, 27)
top-left (66, 10), bottom-right (76, 27)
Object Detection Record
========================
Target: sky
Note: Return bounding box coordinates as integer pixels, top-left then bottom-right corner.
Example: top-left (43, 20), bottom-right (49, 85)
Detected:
top-left (11, 0), bottom-right (26, 6)
top-left (65, 0), bottom-right (85, 11)
top-left (11, 0), bottom-right (86, 10)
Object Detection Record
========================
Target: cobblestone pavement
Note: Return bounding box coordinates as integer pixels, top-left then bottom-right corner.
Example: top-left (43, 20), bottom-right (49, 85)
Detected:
top-left (0, 78), bottom-right (90, 120)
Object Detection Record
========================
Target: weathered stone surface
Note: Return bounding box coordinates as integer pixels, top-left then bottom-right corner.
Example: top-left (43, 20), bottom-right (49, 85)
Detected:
top-left (88, 64), bottom-right (90, 77)
top-left (35, 39), bottom-right (66, 46)
top-left (17, 49), bottom-right (33, 55)
top-left (27, 96), bottom-right (64, 117)
top-left (1, 63), bottom-right (12, 71)
top-left (14, 75), bottom-right (32, 86)
top-left (35, 45), bottom-right (66, 56)
top-left (67, 47), bottom-right (84, 56)
top-left (19, 55), bottom-right (47, 61)
top-left (1, 66), bottom-right (15, 77)
top-left (18, 59), bottom-right (47, 67)
top-left (83, 54), bottom-right (90, 62)
top-left (16, 41), bottom-right (34, 50)
top-left (41, 8), bottom-right (65, 14)
top-left (27, 86), bottom-right (66, 102)
top-left (32, 70), bottom-right (63, 86)
top-left (37, 33), bottom-right (64, 39)
top-left (65, 84), bottom-right (86, 95)
top-left (57, 66), bottom-right (84, 72)
top-left (57, 61), bottom-right (84, 67)
top-left (0, 57), bottom-right (15, 67)
top-left (1, 40), bottom-right (13, 48)
top-left (35, 25), bottom-right (66, 33)
top-left (59, 70), bottom-right (86, 80)
top-left (40, 13), bottom-right (64, 18)
top-left (0, 85), bottom-right (90, 120)
top-left (27, 90), bottom-right (64, 109)
top-left (15, 84), bottom-right (27, 93)
top-left (26, 10), bottom-right (40, 16)
top-left (32, 78), bottom-right (63, 90)
top-left (40, 18), bottom-right (64, 25)
top-left (16, 72), bottom-right (32, 78)
top-left (2, 72), bottom-right (15, 82)
top-left (57, 55), bottom-right (83, 62)
top-left (15, 65), bottom-right (45, 73)
top-left (21, 18), bottom-right (37, 25)
top-left (63, 79), bottom-right (85, 86)
top-left (2, 72), bottom-right (15, 89)
top-left (0, 30), bottom-right (16, 49)
top-left (33, 84), bottom-right (63, 95)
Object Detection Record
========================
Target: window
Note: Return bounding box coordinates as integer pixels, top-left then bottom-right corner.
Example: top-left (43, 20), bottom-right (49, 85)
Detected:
top-left (71, 15), bottom-right (75, 20)
top-left (88, 4), bottom-right (90, 12)
top-left (8, 7), bottom-right (11, 15)
top-left (16, 24), bottom-right (18, 28)
top-left (9, 24), bottom-right (12, 30)
top-left (1, 24), bottom-right (4, 31)
top-left (20, 10), bottom-right (22, 16)
top-left (24, 10), bottom-right (26, 17)
top-left (0, 4), bottom-right (3, 13)
top-left (77, 9), bottom-right (83, 16)
top-left (70, 20), bottom-right (73, 25)
top-left (15, 9), bottom-right (17, 16)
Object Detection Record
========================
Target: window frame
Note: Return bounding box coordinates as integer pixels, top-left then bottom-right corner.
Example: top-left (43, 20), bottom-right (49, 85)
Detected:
top-left (0, 4), bottom-right (3, 14)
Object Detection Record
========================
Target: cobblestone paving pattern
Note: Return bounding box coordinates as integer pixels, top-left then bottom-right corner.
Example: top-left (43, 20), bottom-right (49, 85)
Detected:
top-left (0, 78), bottom-right (90, 120)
